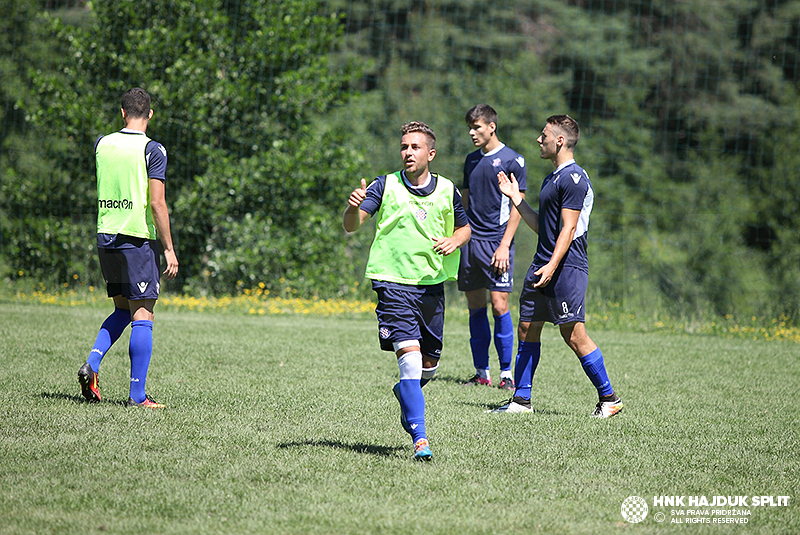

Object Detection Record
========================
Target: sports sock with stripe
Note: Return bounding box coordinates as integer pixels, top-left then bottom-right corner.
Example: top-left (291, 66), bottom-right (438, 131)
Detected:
top-left (397, 351), bottom-right (426, 443)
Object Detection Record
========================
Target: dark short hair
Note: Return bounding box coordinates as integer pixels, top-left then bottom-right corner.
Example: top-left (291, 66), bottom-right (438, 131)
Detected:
top-left (546, 114), bottom-right (580, 149)
top-left (401, 121), bottom-right (436, 150)
top-left (121, 88), bottom-right (151, 119)
top-left (465, 104), bottom-right (498, 127)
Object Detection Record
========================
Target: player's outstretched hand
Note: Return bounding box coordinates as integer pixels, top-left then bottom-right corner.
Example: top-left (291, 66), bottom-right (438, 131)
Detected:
top-left (348, 178), bottom-right (368, 208)
top-left (497, 171), bottom-right (520, 199)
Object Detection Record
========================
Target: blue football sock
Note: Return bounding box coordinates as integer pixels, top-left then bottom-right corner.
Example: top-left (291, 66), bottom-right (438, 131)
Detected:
top-left (469, 307), bottom-right (491, 373)
top-left (513, 341), bottom-right (541, 401)
top-left (579, 348), bottom-right (614, 397)
top-left (129, 320), bottom-right (154, 403)
top-left (397, 379), bottom-right (426, 443)
top-left (87, 308), bottom-right (131, 373)
top-left (397, 351), bottom-right (426, 443)
top-left (493, 311), bottom-right (514, 372)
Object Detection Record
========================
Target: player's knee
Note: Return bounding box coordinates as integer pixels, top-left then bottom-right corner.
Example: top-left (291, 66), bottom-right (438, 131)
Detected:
top-left (397, 350), bottom-right (423, 380)
top-left (489, 293), bottom-right (510, 316)
top-left (518, 322), bottom-right (529, 341)
top-left (560, 323), bottom-right (590, 353)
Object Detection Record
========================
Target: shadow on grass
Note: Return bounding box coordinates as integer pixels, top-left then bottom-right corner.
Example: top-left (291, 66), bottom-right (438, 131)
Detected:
top-left (427, 374), bottom-right (471, 386)
top-left (276, 439), bottom-right (404, 457)
top-left (38, 392), bottom-right (127, 407)
top-left (456, 399), bottom-right (563, 416)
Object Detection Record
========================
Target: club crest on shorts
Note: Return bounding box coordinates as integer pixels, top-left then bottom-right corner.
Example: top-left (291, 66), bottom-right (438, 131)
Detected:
top-left (415, 207), bottom-right (427, 221)
top-left (380, 327), bottom-right (391, 339)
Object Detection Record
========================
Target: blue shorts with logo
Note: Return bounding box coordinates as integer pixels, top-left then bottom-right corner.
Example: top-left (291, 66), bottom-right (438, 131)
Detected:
top-left (518, 264), bottom-right (587, 325)
top-left (372, 280), bottom-right (444, 358)
top-left (457, 238), bottom-right (514, 293)
top-left (97, 234), bottom-right (161, 301)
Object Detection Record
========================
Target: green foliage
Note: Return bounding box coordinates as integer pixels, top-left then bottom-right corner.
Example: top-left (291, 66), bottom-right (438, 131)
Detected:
top-left (330, 0), bottom-right (800, 322)
top-left (175, 128), bottom-right (365, 296)
top-left (17, 0), bottom-right (362, 297)
top-left (4, 0), bottom-right (800, 321)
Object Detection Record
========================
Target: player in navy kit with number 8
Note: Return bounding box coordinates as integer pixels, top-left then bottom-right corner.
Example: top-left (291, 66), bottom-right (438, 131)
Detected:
top-left (488, 115), bottom-right (623, 417)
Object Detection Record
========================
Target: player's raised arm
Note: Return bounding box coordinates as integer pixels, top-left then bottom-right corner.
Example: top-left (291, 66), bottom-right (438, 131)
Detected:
top-left (497, 171), bottom-right (538, 234)
top-left (343, 178), bottom-right (371, 233)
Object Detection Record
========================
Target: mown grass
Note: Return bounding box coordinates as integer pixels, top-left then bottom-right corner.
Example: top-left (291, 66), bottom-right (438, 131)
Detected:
top-left (1, 299), bottom-right (798, 535)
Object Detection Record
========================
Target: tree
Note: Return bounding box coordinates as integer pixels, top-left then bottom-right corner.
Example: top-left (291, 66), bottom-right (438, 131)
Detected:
top-left (1, 0), bottom-right (96, 284)
top-left (331, 0), bottom-right (800, 321)
top-left (29, 0), bottom-right (362, 296)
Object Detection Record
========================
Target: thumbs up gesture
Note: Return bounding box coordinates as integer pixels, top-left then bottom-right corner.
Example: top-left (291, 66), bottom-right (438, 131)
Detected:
top-left (348, 178), bottom-right (368, 208)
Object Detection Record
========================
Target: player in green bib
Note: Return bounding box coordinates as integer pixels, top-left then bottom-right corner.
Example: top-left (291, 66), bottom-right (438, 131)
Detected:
top-left (77, 87), bottom-right (178, 409)
top-left (344, 121), bottom-right (471, 461)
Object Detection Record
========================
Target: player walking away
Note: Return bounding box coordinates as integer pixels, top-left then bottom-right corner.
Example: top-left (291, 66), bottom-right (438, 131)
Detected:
top-left (78, 87), bottom-right (178, 409)
top-left (343, 121), bottom-right (471, 460)
top-left (459, 105), bottom-right (527, 390)
top-left (488, 115), bottom-right (622, 418)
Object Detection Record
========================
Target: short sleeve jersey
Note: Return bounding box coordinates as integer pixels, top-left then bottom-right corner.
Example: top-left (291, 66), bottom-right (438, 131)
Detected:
top-left (360, 171), bottom-right (469, 292)
top-left (462, 144), bottom-right (527, 240)
top-left (94, 129), bottom-right (168, 181)
top-left (95, 129), bottom-right (168, 248)
top-left (534, 159), bottom-right (594, 271)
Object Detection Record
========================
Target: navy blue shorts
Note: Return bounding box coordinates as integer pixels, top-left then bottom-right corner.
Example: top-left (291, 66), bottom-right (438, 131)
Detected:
top-left (372, 281), bottom-right (444, 358)
top-left (457, 238), bottom-right (514, 293)
top-left (97, 236), bottom-right (161, 300)
top-left (518, 264), bottom-right (587, 325)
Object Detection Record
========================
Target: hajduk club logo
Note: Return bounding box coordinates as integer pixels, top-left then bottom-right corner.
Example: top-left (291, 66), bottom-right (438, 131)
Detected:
top-left (415, 207), bottom-right (427, 221)
top-left (621, 496), bottom-right (648, 523)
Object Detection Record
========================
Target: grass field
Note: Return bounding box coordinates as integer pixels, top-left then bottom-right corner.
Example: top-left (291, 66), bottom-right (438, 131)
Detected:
top-left (1, 301), bottom-right (798, 535)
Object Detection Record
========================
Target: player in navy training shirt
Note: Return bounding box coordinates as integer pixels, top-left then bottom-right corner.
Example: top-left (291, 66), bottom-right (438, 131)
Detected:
top-left (488, 115), bottom-right (623, 418)
top-left (458, 105), bottom-right (527, 390)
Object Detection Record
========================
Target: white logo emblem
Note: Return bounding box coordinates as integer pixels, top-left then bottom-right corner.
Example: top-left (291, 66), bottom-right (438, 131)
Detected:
top-left (571, 172), bottom-right (581, 184)
top-left (516, 156), bottom-right (525, 167)
top-left (379, 327), bottom-right (390, 339)
top-left (416, 208), bottom-right (427, 221)
top-left (621, 496), bottom-right (648, 523)
top-left (492, 158), bottom-right (501, 167)
top-left (137, 281), bottom-right (149, 293)
top-left (409, 423), bottom-right (418, 430)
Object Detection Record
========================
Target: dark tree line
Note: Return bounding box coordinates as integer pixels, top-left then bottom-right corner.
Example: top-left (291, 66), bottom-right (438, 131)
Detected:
top-left (2, 0), bottom-right (800, 321)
